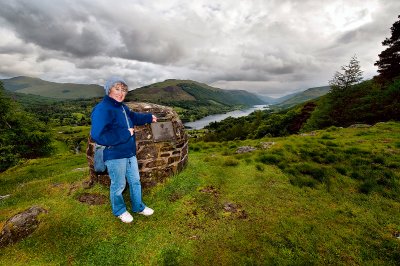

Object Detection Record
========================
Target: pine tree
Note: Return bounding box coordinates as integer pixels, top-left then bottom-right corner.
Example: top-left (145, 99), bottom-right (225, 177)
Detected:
top-left (329, 55), bottom-right (363, 91)
top-left (375, 15), bottom-right (400, 83)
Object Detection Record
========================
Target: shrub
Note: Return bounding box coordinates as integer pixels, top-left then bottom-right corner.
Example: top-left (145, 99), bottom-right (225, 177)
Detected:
top-left (325, 140), bottom-right (339, 147)
top-left (255, 164), bottom-right (264, 171)
top-left (244, 158), bottom-right (252, 164)
top-left (324, 153), bottom-right (338, 163)
top-left (372, 156), bottom-right (386, 165)
top-left (297, 163), bottom-right (329, 183)
top-left (344, 147), bottom-right (368, 155)
top-left (191, 145), bottom-right (201, 152)
top-left (321, 134), bottom-right (335, 139)
top-left (350, 158), bottom-right (370, 167)
top-left (326, 126), bottom-right (339, 132)
top-left (335, 166), bottom-right (348, 175)
top-left (258, 154), bottom-right (281, 164)
top-left (223, 158), bottom-right (240, 166)
top-left (289, 175), bottom-right (318, 188)
top-left (359, 178), bottom-right (378, 194)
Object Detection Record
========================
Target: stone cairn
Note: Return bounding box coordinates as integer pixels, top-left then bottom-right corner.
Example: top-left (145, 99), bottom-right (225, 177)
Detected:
top-left (86, 102), bottom-right (188, 188)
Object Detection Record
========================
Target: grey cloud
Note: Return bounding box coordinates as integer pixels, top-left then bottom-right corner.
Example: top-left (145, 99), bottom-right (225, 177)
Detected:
top-left (0, 1), bottom-right (108, 58)
top-left (73, 57), bottom-right (113, 69)
top-left (0, 1), bottom-right (187, 65)
top-left (0, 0), bottom-right (399, 98)
top-left (116, 28), bottom-right (185, 64)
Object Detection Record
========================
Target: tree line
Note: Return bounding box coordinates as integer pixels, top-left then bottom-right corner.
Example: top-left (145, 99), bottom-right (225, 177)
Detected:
top-left (0, 83), bottom-right (53, 171)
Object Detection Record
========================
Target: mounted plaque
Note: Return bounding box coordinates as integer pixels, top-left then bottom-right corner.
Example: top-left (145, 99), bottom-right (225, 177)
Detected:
top-left (151, 122), bottom-right (176, 142)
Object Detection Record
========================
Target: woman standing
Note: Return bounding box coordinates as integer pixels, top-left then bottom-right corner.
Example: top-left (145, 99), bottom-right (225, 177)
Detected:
top-left (91, 76), bottom-right (157, 223)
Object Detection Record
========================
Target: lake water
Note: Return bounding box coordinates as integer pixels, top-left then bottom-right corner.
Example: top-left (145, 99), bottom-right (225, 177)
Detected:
top-left (184, 105), bottom-right (269, 130)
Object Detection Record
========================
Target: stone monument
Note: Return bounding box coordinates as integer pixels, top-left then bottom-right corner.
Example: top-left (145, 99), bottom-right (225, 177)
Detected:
top-left (86, 102), bottom-right (188, 188)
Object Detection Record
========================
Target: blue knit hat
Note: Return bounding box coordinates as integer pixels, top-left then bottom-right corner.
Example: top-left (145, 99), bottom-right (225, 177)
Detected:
top-left (104, 76), bottom-right (128, 95)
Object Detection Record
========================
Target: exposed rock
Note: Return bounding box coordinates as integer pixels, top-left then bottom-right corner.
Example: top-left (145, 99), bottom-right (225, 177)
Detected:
top-left (87, 102), bottom-right (189, 188)
top-left (348, 124), bottom-right (371, 128)
top-left (260, 142), bottom-right (275, 149)
top-left (0, 195), bottom-right (10, 200)
top-left (300, 131), bottom-right (317, 136)
top-left (0, 206), bottom-right (48, 248)
top-left (236, 146), bottom-right (257, 154)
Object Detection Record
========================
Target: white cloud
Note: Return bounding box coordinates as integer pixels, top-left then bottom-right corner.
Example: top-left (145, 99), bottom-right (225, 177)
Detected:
top-left (0, 0), bottom-right (398, 97)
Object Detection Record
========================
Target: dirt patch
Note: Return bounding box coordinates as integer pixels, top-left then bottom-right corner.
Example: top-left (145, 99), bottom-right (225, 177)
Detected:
top-left (77, 193), bottom-right (107, 205)
top-left (223, 202), bottom-right (239, 213)
top-left (168, 192), bottom-right (182, 202)
top-left (223, 202), bottom-right (248, 219)
top-left (199, 185), bottom-right (220, 197)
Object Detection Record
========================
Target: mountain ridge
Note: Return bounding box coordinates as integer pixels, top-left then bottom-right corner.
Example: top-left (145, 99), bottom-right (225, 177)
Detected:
top-left (2, 76), bottom-right (104, 99)
top-left (1, 76), bottom-right (265, 106)
top-left (1, 76), bottom-right (330, 113)
top-left (272, 86), bottom-right (331, 108)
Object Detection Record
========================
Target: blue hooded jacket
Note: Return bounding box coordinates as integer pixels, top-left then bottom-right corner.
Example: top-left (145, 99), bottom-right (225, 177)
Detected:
top-left (90, 78), bottom-right (152, 161)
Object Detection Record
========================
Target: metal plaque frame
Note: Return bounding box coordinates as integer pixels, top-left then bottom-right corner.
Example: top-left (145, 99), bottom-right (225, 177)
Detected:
top-left (151, 121), bottom-right (176, 142)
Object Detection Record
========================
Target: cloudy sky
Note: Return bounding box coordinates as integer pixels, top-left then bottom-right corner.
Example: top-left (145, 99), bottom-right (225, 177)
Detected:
top-left (0, 0), bottom-right (398, 97)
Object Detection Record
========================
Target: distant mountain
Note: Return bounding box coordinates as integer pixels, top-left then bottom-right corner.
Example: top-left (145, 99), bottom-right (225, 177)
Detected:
top-left (254, 94), bottom-right (279, 104)
top-left (1, 76), bottom-right (104, 99)
top-left (1, 76), bottom-right (266, 106)
top-left (275, 91), bottom-right (302, 103)
top-left (273, 86), bottom-right (331, 108)
top-left (125, 79), bottom-right (265, 106)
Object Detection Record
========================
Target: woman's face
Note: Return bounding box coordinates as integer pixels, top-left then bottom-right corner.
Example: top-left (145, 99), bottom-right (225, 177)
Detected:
top-left (109, 83), bottom-right (128, 102)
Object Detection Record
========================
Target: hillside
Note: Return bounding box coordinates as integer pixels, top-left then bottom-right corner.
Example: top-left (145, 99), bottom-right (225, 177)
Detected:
top-left (125, 79), bottom-right (265, 122)
top-left (2, 76), bottom-right (104, 99)
top-left (2, 76), bottom-right (265, 105)
top-left (0, 122), bottom-right (399, 264)
top-left (273, 86), bottom-right (330, 108)
top-left (126, 79), bottom-right (265, 106)
top-left (255, 94), bottom-right (279, 104)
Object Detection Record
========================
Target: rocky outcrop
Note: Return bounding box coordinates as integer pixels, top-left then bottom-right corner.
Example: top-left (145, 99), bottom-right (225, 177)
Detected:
top-left (236, 146), bottom-right (257, 154)
top-left (87, 102), bottom-right (189, 188)
top-left (0, 206), bottom-right (48, 248)
top-left (260, 142), bottom-right (275, 149)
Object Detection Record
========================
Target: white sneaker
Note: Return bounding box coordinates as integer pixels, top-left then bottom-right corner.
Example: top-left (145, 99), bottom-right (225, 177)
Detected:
top-left (118, 211), bottom-right (133, 223)
top-left (138, 207), bottom-right (154, 216)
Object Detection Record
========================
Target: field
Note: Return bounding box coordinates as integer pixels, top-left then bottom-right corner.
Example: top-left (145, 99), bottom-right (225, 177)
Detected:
top-left (0, 122), bottom-right (399, 265)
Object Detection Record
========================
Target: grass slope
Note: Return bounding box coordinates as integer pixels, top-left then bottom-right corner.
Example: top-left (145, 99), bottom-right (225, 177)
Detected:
top-left (0, 122), bottom-right (399, 265)
top-left (274, 86), bottom-right (331, 109)
top-left (127, 79), bottom-right (265, 106)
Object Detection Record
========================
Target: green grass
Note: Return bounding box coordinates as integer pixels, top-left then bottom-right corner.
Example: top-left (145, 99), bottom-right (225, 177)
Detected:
top-left (0, 122), bottom-right (399, 265)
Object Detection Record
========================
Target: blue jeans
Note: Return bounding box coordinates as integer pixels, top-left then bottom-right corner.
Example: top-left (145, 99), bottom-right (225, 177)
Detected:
top-left (105, 156), bottom-right (146, 216)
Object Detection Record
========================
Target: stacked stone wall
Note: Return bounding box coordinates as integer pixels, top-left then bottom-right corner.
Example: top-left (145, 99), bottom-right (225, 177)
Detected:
top-left (86, 102), bottom-right (188, 188)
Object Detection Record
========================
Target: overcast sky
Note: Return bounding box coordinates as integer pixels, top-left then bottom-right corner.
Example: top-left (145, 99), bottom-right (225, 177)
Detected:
top-left (0, 0), bottom-right (398, 97)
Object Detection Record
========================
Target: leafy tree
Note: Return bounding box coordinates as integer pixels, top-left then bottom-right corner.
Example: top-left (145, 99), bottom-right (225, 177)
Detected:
top-left (375, 15), bottom-right (400, 84)
top-left (0, 82), bottom-right (54, 171)
top-left (329, 55), bottom-right (363, 91)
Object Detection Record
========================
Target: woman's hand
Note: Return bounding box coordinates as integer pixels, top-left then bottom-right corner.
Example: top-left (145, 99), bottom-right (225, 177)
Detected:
top-left (152, 115), bottom-right (157, 123)
top-left (128, 128), bottom-right (134, 136)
